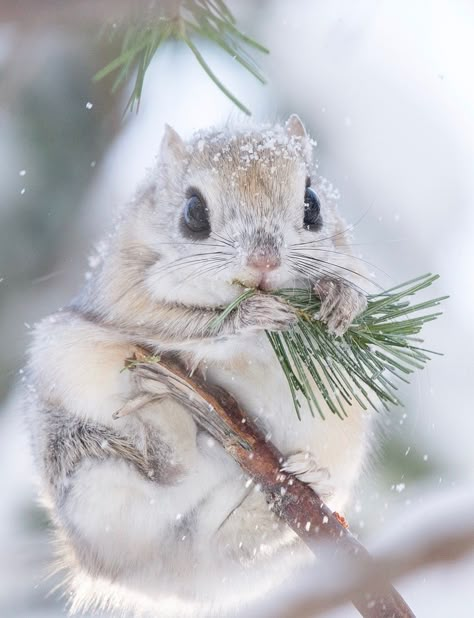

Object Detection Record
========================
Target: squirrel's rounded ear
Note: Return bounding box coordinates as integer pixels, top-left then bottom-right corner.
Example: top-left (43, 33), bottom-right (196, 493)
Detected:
top-left (285, 114), bottom-right (307, 140)
top-left (160, 124), bottom-right (186, 164)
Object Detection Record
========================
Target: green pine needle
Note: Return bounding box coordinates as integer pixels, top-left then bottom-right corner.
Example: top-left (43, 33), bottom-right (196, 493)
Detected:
top-left (215, 274), bottom-right (448, 420)
top-left (94, 1), bottom-right (269, 114)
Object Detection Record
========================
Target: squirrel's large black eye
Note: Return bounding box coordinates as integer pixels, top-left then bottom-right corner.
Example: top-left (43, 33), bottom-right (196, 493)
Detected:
top-left (304, 186), bottom-right (321, 230)
top-left (183, 194), bottom-right (211, 236)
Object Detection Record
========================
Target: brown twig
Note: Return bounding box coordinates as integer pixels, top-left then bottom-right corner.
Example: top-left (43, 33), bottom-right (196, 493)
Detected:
top-left (267, 500), bottom-right (474, 618)
top-left (130, 351), bottom-right (415, 618)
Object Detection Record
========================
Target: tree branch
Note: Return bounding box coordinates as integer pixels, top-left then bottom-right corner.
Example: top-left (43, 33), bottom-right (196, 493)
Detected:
top-left (129, 351), bottom-right (415, 618)
top-left (254, 488), bottom-right (474, 618)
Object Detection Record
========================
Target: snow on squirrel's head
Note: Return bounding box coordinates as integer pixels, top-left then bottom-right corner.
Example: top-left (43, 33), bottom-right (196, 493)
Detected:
top-left (121, 114), bottom-right (342, 308)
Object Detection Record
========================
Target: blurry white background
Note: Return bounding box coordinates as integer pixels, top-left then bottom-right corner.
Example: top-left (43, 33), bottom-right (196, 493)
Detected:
top-left (0, 0), bottom-right (473, 615)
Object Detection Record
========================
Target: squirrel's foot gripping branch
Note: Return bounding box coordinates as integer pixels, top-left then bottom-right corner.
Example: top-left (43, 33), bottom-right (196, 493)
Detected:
top-left (127, 349), bottom-right (415, 618)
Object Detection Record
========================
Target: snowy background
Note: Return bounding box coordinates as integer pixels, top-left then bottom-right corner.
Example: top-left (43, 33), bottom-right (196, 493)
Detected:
top-left (1, 0), bottom-right (473, 616)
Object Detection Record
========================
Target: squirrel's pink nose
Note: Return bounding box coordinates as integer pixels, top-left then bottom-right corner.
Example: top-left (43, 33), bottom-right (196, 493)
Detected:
top-left (247, 254), bottom-right (281, 272)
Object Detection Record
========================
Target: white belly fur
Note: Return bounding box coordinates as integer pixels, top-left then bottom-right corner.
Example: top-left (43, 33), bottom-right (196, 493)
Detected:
top-left (194, 332), bottom-right (371, 512)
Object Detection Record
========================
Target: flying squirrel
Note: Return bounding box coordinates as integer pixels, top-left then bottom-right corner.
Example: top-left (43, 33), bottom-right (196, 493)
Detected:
top-left (25, 114), bottom-right (371, 617)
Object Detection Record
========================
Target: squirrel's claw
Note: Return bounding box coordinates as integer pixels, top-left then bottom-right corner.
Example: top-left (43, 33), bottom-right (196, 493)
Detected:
top-left (281, 451), bottom-right (335, 500)
top-left (314, 278), bottom-right (367, 336)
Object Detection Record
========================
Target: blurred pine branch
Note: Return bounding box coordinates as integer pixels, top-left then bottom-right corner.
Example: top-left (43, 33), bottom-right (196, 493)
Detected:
top-left (94, 0), bottom-right (269, 114)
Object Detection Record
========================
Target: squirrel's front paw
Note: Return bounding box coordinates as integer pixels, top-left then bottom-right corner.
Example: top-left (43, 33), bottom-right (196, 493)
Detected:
top-left (236, 294), bottom-right (297, 334)
top-left (314, 278), bottom-right (367, 336)
top-left (282, 452), bottom-right (335, 500)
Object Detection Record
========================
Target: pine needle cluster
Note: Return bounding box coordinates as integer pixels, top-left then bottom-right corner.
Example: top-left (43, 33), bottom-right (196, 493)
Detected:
top-left (94, 0), bottom-right (268, 114)
top-left (214, 274), bottom-right (447, 419)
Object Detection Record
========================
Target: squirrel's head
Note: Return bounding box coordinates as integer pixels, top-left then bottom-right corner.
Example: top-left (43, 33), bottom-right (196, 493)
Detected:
top-left (121, 115), bottom-right (343, 308)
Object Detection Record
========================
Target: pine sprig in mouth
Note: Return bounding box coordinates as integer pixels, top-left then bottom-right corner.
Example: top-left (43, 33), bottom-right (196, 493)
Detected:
top-left (213, 274), bottom-right (448, 419)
